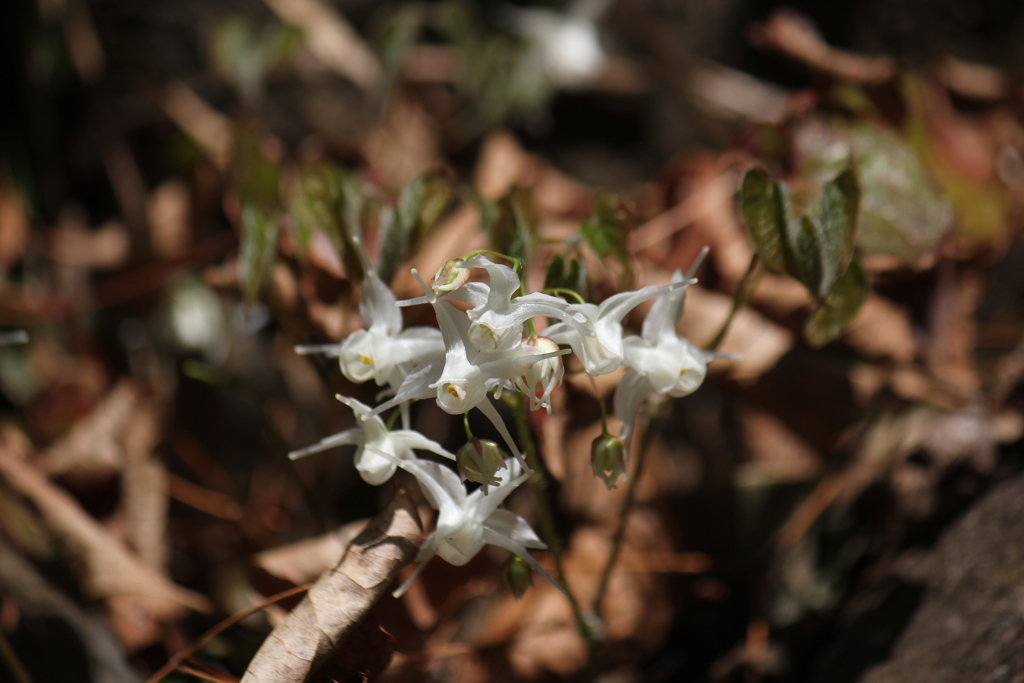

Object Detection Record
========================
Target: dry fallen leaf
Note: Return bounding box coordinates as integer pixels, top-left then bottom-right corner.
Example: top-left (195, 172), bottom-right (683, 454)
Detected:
top-left (0, 444), bottom-right (210, 646)
top-left (254, 519), bottom-right (369, 586)
top-left (262, 0), bottom-right (380, 90)
top-left (36, 381), bottom-right (139, 482)
top-left (121, 398), bottom-right (169, 570)
top-left (240, 490), bottom-right (421, 683)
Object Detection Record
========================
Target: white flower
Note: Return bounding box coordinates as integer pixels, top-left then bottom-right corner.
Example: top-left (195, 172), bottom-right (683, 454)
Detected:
top-left (459, 256), bottom-right (590, 353)
top-left (380, 453), bottom-right (563, 598)
top-left (371, 269), bottom-right (568, 472)
top-left (613, 249), bottom-right (729, 464)
top-left (507, 0), bottom-right (611, 88)
top-left (296, 237), bottom-right (444, 392)
top-left (545, 276), bottom-right (696, 376)
top-left (288, 395), bottom-right (454, 486)
top-left (400, 255), bottom-right (591, 354)
top-left (621, 267), bottom-right (708, 398)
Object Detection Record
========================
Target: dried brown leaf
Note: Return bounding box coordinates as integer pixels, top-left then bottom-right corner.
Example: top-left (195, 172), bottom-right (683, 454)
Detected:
top-left (148, 179), bottom-right (192, 259)
top-left (0, 177), bottom-right (29, 270)
top-left (161, 81), bottom-right (234, 170)
top-left (121, 398), bottom-right (169, 569)
top-left (0, 444), bottom-right (210, 638)
top-left (240, 491), bottom-right (421, 683)
top-left (254, 519), bottom-right (369, 586)
top-left (50, 219), bottom-right (130, 269)
top-left (262, 0), bottom-right (380, 89)
top-left (36, 381), bottom-right (139, 481)
top-left (752, 10), bottom-right (896, 84)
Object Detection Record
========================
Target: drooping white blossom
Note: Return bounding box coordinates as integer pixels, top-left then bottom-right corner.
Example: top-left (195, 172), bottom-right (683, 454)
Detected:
top-left (613, 250), bottom-right (729, 470)
top-left (376, 451), bottom-right (562, 598)
top-left (296, 238), bottom-right (444, 393)
top-left (289, 395), bottom-right (454, 486)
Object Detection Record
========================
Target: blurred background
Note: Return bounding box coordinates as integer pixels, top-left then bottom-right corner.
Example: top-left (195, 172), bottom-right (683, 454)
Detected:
top-left (2, 0), bottom-right (1024, 681)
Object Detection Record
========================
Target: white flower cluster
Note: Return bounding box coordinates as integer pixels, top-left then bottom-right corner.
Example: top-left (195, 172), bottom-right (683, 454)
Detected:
top-left (292, 240), bottom-right (720, 597)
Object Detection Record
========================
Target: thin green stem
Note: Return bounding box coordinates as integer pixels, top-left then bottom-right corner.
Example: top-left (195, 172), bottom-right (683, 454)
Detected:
top-left (590, 375), bottom-right (609, 434)
top-left (708, 253), bottom-right (762, 351)
top-left (592, 402), bottom-right (660, 616)
top-left (461, 249), bottom-right (520, 271)
top-left (544, 287), bottom-right (586, 304)
top-left (385, 407), bottom-right (402, 431)
top-left (463, 412), bottom-right (473, 440)
top-left (0, 629), bottom-right (33, 683)
top-left (512, 395), bottom-right (594, 641)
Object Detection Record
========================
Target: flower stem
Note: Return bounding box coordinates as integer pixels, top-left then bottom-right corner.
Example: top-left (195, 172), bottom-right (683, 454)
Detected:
top-left (592, 401), bottom-right (659, 616)
top-left (707, 253), bottom-right (761, 351)
top-left (544, 287), bottom-right (586, 304)
top-left (512, 395), bottom-right (594, 641)
top-left (590, 375), bottom-right (609, 434)
top-left (461, 249), bottom-right (520, 271)
top-left (463, 412), bottom-right (473, 440)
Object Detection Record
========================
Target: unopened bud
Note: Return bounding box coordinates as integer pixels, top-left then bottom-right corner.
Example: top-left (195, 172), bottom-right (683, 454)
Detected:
top-left (431, 259), bottom-right (470, 293)
top-left (514, 336), bottom-right (564, 413)
top-left (503, 555), bottom-right (533, 599)
top-left (591, 433), bottom-right (626, 490)
top-left (456, 438), bottom-right (507, 494)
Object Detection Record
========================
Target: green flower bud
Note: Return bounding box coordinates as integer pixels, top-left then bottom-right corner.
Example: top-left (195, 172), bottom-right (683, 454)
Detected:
top-left (591, 433), bottom-right (626, 490)
top-left (503, 555), bottom-right (533, 599)
top-left (431, 259), bottom-right (470, 293)
top-left (456, 438), bottom-right (507, 494)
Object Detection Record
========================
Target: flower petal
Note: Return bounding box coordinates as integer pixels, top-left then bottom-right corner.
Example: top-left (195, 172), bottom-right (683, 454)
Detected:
top-left (392, 531), bottom-right (438, 598)
top-left (288, 428), bottom-right (363, 460)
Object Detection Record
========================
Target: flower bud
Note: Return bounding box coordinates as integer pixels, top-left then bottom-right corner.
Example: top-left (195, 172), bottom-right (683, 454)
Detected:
top-left (591, 433), bottom-right (626, 490)
top-left (431, 259), bottom-right (470, 293)
top-left (503, 555), bottom-right (533, 600)
top-left (456, 438), bottom-right (507, 494)
top-left (513, 336), bottom-right (564, 413)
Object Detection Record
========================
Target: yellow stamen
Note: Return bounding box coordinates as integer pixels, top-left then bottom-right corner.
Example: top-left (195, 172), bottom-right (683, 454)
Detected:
top-left (447, 385), bottom-right (460, 397)
top-left (360, 355), bottom-right (374, 365)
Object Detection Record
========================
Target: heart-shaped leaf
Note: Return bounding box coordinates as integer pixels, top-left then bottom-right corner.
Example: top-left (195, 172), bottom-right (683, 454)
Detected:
top-left (804, 259), bottom-right (869, 347)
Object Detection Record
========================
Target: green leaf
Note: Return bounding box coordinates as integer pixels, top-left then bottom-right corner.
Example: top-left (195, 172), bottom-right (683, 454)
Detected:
top-left (543, 254), bottom-right (588, 299)
top-left (490, 187), bottom-right (535, 265)
top-left (811, 168), bottom-right (859, 300)
top-left (783, 214), bottom-right (823, 297)
top-left (378, 170), bottom-right (453, 284)
top-left (287, 163), bottom-right (364, 281)
top-left (372, 4), bottom-right (424, 89)
top-left (804, 259), bottom-right (869, 347)
top-left (238, 205), bottom-right (280, 304)
top-left (232, 124), bottom-right (281, 212)
top-left (742, 165), bottom-right (860, 302)
top-left (469, 189), bottom-right (500, 234)
top-left (580, 192), bottom-right (634, 281)
top-left (740, 167), bottom-right (789, 273)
